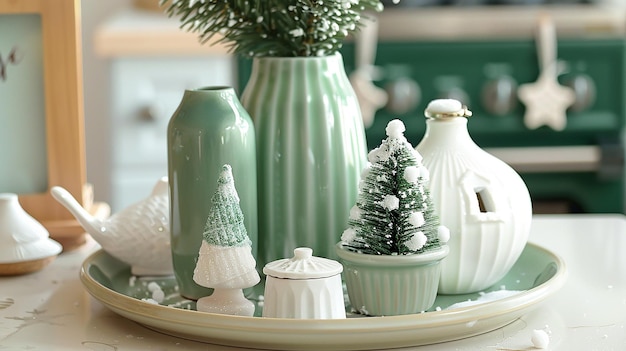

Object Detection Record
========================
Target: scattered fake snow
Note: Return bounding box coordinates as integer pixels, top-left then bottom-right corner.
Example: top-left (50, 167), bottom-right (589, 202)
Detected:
top-left (289, 28), bottom-right (304, 37)
top-left (445, 290), bottom-right (522, 310)
top-left (144, 281), bottom-right (165, 303)
top-left (152, 289), bottom-right (165, 303)
top-left (147, 282), bottom-right (161, 292)
top-left (531, 329), bottom-right (550, 349)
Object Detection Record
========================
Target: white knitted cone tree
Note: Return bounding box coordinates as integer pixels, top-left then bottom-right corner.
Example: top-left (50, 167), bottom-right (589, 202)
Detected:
top-left (341, 119), bottom-right (449, 256)
top-left (193, 164), bottom-right (260, 316)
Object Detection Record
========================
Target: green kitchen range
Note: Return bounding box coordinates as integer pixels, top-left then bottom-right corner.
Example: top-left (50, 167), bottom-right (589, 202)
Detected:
top-left (238, 5), bottom-right (626, 214)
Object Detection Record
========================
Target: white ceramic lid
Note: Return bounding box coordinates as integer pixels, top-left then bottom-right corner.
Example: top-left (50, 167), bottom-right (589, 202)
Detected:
top-left (0, 238), bottom-right (63, 264)
top-left (263, 247), bottom-right (342, 279)
top-left (0, 193), bottom-right (63, 264)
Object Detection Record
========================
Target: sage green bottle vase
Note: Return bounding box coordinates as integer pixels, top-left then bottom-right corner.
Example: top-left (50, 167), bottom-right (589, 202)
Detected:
top-left (241, 53), bottom-right (368, 268)
top-left (167, 86), bottom-right (257, 300)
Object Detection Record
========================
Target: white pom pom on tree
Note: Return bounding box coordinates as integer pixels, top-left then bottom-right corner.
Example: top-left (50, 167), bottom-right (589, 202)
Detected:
top-left (341, 119), bottom-right (448, 255)
top-left (193, 164), bottom-right (260, 316)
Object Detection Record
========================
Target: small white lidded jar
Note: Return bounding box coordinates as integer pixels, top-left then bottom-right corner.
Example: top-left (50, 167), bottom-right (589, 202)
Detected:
top-left (262, 247), bottom-right (346, 319)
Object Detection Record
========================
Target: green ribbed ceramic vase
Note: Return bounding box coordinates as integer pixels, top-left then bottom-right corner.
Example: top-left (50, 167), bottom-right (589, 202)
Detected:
top-left (167, 86), bottom-right (257, 300)
top-left (241, 53), bottom-right (367, 268)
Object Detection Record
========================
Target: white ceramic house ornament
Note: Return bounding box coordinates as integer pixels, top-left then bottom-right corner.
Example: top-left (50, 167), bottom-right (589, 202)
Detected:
top-left (415, 99), bottom-right (532, 294)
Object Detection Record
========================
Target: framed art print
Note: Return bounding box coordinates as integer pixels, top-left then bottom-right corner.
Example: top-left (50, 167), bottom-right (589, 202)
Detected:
top-left (0, 0), bottom-right (89, 249)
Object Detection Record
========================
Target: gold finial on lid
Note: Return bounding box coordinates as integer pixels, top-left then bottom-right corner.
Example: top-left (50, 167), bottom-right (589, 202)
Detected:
top-left (424, 99), bottom-right (472, 119)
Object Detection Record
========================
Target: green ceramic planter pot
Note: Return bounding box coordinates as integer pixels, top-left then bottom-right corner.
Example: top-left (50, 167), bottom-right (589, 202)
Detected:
top-left (336, 243), bottom-right (449, 316)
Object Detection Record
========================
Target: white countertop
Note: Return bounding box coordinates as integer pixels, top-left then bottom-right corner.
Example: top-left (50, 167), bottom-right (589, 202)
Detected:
top-left (1, 214), bottom-right (625, 350)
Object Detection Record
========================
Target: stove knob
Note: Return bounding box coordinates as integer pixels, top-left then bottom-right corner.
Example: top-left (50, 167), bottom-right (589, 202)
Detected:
top-left (564, 74), bottom-right (596, 112)
top-left (384, 78), bottom-right (421, 115)
top-left (481, 75), bottom-right (518, 116)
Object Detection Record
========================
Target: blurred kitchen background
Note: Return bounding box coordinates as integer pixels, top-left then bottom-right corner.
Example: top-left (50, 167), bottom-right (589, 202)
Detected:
top-left (83, 0), bottom-right (626, 214)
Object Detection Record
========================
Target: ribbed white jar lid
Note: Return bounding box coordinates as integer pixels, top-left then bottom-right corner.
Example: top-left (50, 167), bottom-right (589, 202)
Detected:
top-left (263, 247), bottom-right (343, 279)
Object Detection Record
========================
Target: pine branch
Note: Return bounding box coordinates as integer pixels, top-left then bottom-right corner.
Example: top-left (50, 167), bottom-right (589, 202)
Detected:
top-left (160, 0), bottom-right (383, 57)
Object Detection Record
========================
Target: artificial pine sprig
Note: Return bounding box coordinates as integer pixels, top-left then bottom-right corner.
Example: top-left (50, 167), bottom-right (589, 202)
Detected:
top-left (160, 0), bottom-right (383, 57)
top-left (341, 119), bottom-right (448, 255)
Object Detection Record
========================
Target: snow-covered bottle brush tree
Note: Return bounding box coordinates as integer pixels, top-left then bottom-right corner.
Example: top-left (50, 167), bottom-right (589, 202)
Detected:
top-left (341, 119), bottom-right (450, 255)
top-left (193, 164), bottom-right (260, 316)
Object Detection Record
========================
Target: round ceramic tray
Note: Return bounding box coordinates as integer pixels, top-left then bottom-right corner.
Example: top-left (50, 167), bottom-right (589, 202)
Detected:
top-left (80, 243), bottom-right (566, 351)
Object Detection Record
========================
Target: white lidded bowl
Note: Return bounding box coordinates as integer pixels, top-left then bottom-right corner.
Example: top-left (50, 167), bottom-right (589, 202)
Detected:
top-left (262, 247), bottom-right (345, 319)
top-left (0, 193), bottom-right (62, 274)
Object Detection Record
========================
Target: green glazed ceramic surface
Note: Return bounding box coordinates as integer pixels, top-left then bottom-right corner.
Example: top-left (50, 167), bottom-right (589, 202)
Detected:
top-left (167, 87), bottom-right (258, 300)
top-left (80, 242), bottom-right (566, 350)
top-left (336, 244), bottom-right (449, 316)
top-left (240, 53), bottom-right (367, 268)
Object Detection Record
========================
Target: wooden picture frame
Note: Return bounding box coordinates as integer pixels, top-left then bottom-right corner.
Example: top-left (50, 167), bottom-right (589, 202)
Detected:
top-left (0, 0), bottom-right (89, 250)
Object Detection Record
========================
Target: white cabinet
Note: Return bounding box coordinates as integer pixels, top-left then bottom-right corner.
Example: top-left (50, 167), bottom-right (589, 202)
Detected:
top-left (109, 56), bottom-right (234, 211)
top-left (95, 9), bottom-right (234, 212)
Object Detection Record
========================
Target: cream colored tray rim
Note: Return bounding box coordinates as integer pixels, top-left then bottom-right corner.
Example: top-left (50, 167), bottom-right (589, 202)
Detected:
top-left (80, 242), bottom-right (567, 350)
